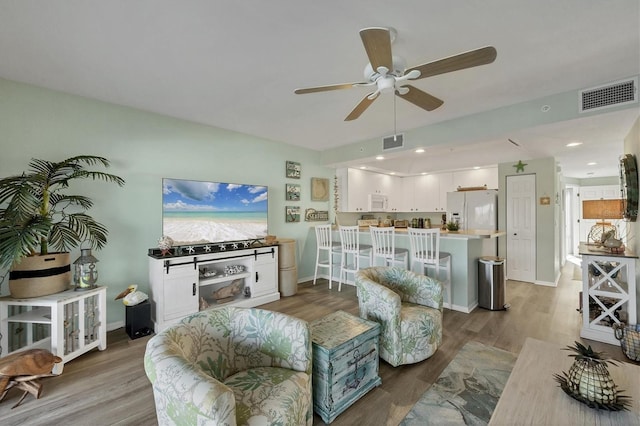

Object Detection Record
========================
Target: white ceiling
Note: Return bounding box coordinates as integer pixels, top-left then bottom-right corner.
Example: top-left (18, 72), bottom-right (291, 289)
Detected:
top-left (0, 1), bottom-right (638, 178)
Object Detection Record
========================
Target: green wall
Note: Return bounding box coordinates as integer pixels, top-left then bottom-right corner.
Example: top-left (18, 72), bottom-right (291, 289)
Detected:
top-left (623, 116), bottom-right (639, 319)
top-left (0, 78), bottom-right (333, 327)
top-left (498, 157), bottom-right (560, 284)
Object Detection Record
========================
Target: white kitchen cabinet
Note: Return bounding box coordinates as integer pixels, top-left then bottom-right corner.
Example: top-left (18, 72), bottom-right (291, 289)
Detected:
top-left (149, 246), bottom-right (279, 332)
top-left (404, 173), bottom-right (452, 212)
top-left (337, 168), bottom-right (401, 212)
top-left (452, 167), bottom-right (499, 190)
top-left (337, 168), bottom-right (368, 212)
top-left (378, 173), bottom-right (402, 212)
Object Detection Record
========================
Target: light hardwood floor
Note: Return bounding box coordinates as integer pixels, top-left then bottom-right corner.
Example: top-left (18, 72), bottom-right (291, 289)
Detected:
top-left (0, 263), bottom-right (633, 425)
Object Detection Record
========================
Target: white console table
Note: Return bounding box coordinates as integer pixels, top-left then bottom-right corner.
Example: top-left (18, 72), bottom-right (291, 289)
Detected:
top-left (148, 245), bottom-right (280, 332)
top-left (579, 243), bottom-right (637, 345)
top-left (0, 286), bottom-right (107, 366)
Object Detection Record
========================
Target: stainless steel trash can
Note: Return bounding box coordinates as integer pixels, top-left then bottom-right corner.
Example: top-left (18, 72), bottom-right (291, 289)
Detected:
top-left (478, 256), bottom-right (507, 310)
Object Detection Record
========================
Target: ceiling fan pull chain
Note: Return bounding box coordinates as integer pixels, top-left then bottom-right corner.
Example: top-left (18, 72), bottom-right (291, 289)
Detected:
top-left (393, 94), bottom-right (397, 140)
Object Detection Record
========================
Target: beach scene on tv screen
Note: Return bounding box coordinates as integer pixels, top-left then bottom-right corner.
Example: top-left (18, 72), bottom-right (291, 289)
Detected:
top-left (162, 178), bottom-right (268, 245)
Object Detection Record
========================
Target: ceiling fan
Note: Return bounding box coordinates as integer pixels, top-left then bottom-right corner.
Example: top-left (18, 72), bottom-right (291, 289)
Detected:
top-left (294, 27), bottom-right (497, 121)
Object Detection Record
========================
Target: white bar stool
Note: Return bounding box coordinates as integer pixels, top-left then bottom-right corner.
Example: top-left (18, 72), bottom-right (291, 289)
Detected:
top-left (313, 224), bottom-right (341, 289)
top-left (369, 226), bottom-right (409, 269)
top-left (407, 227), bottom-right (452, 308)
top-left (338, 225), bottom-right (372, 291)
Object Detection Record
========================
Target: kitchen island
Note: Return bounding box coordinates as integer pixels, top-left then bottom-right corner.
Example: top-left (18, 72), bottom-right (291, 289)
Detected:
top-left (322, 227), bottom-right (505, 313)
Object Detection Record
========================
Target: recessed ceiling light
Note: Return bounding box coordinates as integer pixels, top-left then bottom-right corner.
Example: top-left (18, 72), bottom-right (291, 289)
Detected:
top-left (473, 166), bottom-right (480, 170)
top-left (360, 166), bottom-right (367, 169)
top-left (390, 172), bottom-right (396, 175)
top-left (566, 142), bottom-right (582, 147)
top-left (415, 148), bottom-right (425, 153)
top-left (421, 172), bottom-right (427, 175)
top-left (375, 156), bottom-right (384, 160)
top-left (587, 162), bottom-right (597, 166)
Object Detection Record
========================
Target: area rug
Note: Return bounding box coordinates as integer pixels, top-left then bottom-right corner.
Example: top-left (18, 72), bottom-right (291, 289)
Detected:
top-left (400, 341), bottom-right (517, 426)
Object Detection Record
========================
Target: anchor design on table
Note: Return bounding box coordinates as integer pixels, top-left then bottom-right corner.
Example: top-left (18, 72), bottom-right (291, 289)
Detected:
top-left (342, 348), bottom-right (375, 394)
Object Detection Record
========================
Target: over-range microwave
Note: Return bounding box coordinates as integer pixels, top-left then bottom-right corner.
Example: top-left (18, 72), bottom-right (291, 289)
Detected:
top-left (368, 193), bottom-right (388, 211)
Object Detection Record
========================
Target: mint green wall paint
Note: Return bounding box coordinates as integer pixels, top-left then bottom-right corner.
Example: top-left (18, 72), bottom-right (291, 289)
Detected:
top-left (498, 157), bottom-right (559, 284)
top-left (321, 80), bottom-right (640, 167)
top-left (623, 116), bottom-right (639, 319)
top-left (0, 78), bottom-right (333, 325)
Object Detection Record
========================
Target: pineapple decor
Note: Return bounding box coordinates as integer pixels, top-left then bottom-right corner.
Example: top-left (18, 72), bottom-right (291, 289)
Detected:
top-left (554, 341), bottom-right (631, 411)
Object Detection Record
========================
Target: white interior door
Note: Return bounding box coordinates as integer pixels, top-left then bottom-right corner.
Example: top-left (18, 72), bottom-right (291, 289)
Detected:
top-left (506, 174), bottom-right (536, 282)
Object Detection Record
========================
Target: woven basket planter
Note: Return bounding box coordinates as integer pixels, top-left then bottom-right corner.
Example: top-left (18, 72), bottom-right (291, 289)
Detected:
top-left (9, 252), bottom-right (71, 298)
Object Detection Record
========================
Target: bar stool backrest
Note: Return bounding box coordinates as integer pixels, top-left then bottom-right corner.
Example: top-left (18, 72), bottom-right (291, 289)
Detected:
top-left (315, 224), bottom-right (333, 250)
top-left (370, 226), bottom-right (396, 260)
top-left (408, 227), bottom-right (440, 266)
top-left (339, 225), bottom-right (360, 253)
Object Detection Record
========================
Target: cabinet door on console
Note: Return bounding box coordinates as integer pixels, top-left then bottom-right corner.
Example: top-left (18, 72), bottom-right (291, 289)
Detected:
top-left (163, 265), bottom-right (198, 320)
top-left (252, 255), bottom-right (278, 297)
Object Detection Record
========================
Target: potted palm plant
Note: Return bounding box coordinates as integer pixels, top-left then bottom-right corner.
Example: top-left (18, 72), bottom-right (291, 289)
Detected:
top-left (0, 155), bottom-right (125, 298)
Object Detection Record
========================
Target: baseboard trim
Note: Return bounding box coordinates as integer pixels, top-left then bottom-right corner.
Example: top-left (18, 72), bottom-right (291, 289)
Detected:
top-left (533, 279), bottom-right (558, 287)
top-left (108, 320), bottom-right (124, 332)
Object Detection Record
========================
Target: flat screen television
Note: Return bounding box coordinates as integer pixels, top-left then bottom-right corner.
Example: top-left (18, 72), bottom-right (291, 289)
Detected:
top-left (162, 178), bottom-right (268, 246)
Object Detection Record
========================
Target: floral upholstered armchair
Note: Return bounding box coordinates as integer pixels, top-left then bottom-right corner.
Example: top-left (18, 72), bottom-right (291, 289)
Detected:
top-left (355, 267), bottom-right (443, 367)
top-left (144, 306), bottom-right (312, 426)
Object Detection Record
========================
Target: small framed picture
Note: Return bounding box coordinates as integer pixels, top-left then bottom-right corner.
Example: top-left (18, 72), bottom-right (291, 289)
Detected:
top-left (286, 183), bottom-right (301, 201)
top-left (286, 161), bottom-right (301, 179)
top-left (286, 206), bottom-right (300, 222)
top-left (311, 177), bottom-right (330, 201)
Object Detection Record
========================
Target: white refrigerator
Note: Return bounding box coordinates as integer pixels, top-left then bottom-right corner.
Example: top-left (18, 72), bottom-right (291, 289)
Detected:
top-left (446, 189), bottom-right (498, 231)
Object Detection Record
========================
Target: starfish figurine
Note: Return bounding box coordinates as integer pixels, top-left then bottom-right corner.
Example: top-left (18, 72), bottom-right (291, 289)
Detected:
top-left (186, 246), bottom-right (195, 254)
top-left (219, 244), bottom-right (226, 251)
top-left (204, 245), bottom-right (212, 252)
top-left (232, 243), bottom-right (239, 249)
top-left (513, 160), bottom-right (527, 173)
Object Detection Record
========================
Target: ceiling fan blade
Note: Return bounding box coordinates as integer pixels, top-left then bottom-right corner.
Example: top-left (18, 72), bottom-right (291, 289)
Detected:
top-left (345, 93), bottom-right (378, 121)
top-left (407, 46), bottom-right (497, 80)
top-left (360, 27), bottom-right (393, 72)
top-left (294, 82), bottom-right (366, 95)
top-left (396, 85), bottom-right (444, 111)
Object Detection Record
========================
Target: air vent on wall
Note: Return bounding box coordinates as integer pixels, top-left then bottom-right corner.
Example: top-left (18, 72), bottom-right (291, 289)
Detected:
top-left (382, 133), bottom-right (404, 150)
top-left (579, 77), bottom-right (638, 113)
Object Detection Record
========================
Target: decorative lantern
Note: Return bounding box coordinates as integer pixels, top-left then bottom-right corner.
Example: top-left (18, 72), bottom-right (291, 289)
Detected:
top-left (73, 248), bottom-right (99, 290)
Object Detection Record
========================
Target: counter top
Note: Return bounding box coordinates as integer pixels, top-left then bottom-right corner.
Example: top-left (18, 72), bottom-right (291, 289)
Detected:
top-left (350, 226), bottom-right (505, 239)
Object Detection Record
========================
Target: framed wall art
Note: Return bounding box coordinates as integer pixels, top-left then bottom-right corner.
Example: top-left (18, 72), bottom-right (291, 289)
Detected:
top-left (286, 161), bottom-right (301, 179)
top-left (285, 205), bottom-right (300, 222)
top-left (286, 183), bottom-right (301, 201)
top-left (311, 177), bottom-right (330, 201)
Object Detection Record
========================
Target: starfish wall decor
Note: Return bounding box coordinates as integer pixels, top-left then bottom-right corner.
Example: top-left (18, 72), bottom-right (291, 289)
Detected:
top-left (513, 160), bottom-right (527, 173)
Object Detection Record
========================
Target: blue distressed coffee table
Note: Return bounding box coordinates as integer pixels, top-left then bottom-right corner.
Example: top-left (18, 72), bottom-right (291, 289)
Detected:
top-left (310, 310), bottom-right (382, 424)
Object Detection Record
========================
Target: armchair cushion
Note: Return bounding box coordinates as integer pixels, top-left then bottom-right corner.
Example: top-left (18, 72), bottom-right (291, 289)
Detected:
top-left (144, 306), bottom-right (312, 426)
top-left (356, 267), bottom-right (443, 367)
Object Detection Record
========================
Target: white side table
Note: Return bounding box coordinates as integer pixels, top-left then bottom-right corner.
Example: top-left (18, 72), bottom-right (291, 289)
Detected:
top-left (0, 286), bottom-right (107, 365)
top-left (579, 243), bottom-right (637, 345)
